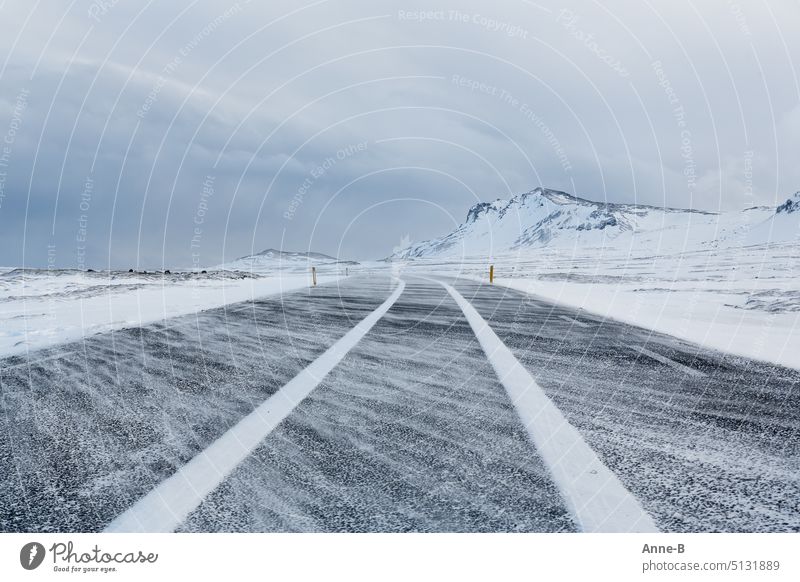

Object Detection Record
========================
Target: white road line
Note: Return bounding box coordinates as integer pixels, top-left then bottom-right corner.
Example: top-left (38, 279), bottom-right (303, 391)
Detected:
top-left (440, 281), bottom-right (658, 533)
top-left (559, 315), bottom-right (591, 328)
top-left (631, 345), bottom-right (705, 378)
top-left (105, 279), bottom-right (406, 533)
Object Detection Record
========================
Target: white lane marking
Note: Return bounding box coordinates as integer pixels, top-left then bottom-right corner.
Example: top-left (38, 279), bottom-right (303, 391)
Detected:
top-left (631, 345), bottom-right (705, 378)
top-left (440, 281), bottom-right (658, 533)
top-left (559, 315), bottom-right (591, 328)
top-left (105, 279), bottom-right (406, 533)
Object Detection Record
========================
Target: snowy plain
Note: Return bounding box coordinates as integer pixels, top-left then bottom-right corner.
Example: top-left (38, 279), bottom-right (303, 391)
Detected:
top-left (396, 242), bottom-right (800, 371)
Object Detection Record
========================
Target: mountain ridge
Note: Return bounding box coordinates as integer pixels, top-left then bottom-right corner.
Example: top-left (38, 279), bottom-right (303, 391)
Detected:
top-left (392, 187), bottom-right (798, 259)
top-left (464, 188), bottom-right (716, 225)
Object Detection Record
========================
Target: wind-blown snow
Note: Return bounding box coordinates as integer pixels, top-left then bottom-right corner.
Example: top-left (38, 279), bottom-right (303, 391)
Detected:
top-left (440, 280), bottom-right (658, 533)
top-left (0, 268), bottom-right (333, 358)
top-left (105, 278), bottom-right (405, 533)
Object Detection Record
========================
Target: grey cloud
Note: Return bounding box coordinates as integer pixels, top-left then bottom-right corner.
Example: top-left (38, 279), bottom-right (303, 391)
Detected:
top-left (0, 0), bottom-right (798, 267)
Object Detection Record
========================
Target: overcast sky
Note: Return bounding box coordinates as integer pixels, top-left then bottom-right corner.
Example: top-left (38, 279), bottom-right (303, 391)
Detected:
top-left (0, 0), bottom-right (798, 268)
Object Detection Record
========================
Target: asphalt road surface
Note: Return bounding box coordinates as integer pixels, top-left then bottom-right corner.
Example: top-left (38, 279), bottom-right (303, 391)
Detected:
top-left (1, 275), bottom-right (797, 532)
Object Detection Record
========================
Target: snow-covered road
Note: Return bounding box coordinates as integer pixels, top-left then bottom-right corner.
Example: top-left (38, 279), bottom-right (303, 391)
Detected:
top-left (0, 275), bottom-right (798, 532)
top-left (440, 280), bottom-right (657, 533)
top-left (451, 279), bottom-right (800, 532)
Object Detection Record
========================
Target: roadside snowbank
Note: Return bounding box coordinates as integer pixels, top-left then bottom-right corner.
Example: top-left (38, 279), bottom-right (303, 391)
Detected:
top-left (487, 277), bottom-right (800, 371)
top-left (400, 241), bottom-right (800, 370)
top-left (0, 271), bottom-right (332, 359)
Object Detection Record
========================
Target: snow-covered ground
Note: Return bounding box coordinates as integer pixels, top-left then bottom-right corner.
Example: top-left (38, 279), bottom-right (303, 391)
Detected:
top-left (0, 268), bottom-right (336, 358)
top-left (396, 240), bottom-right (800, 370)
top-left (391, 187), bottom-right (800, 371)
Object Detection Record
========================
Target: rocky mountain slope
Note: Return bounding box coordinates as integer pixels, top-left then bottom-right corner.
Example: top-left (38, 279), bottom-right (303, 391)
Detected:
top-left (392, 188), bottom-right (799, 259)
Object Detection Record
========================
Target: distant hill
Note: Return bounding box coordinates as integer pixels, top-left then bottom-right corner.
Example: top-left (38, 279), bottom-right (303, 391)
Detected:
top-left (220, 248), bottom-right (357, 273)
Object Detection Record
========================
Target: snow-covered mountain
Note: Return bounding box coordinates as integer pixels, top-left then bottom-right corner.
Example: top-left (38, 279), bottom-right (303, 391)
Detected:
top-left (391, 187), bottom-right (800, 259)
top-left (776, 191), bottom-right (800, 214)
top-left (221, 248), bottom-right (357, 273)
top-left (740, 191), bottom-right (800, 247)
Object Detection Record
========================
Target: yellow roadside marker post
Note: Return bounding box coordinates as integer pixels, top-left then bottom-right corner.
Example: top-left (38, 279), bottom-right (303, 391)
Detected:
top-left (312, 266), bottom-right (317, 286)
top-left (489, 264), bottom-right (494, 284)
